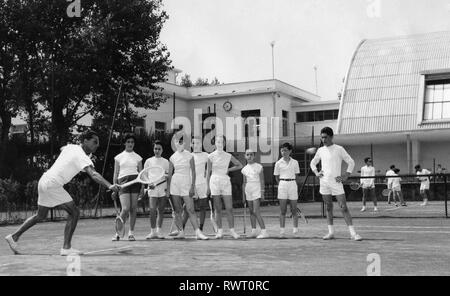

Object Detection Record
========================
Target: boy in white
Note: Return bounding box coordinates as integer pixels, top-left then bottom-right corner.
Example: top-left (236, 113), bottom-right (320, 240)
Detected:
top-left (143, 140), bottom-right (170, 239)
top-left (360, 157), bottom-right (378, 212)
top-left (415, 164), bottom-right (431, 206)
top-left (112, 134), bottom-right (143, 241)
top-left (274, 143), bottom-right (300, 238)
top-left (386, 165), bottom-right (396, 204)
top-left (241, 149), bottom-right (268, 239)
top-left (392, 168), bottom-right (407, 207)
top-left (5, 131), bottom-right (120, 256)
top-left (206, 135), bottom-right (243, 239)
top-left (180, 137), bottom-right (210, 232)
top-left (167, 135), bottom-right (208, 240)
top-left (310, 127), bottom-right (362, 241)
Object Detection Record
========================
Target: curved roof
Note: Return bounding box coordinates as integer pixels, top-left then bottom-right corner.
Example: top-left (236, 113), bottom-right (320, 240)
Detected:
top-left (338, 31), bottom-right (450, 135)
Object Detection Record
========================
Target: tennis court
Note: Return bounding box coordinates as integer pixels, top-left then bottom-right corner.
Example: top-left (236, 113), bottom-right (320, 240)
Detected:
top-left (1, 202), bottom-right (449, 276)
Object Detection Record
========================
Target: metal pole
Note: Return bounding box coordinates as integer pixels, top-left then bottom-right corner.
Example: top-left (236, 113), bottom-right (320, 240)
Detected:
top-left (271, 41), bottom-right (275, 80)
top-left (314, 65), bottom-right (318, 95)
top-left (293, 123), bottom-right (296, 152)
top-left (445, 175), bottom-right (448, 218)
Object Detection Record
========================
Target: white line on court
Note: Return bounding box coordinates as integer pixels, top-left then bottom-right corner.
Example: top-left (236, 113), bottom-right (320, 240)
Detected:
top-left (357, 225), bottom-right (450, 229)
top-left (361, 230), bottom-right (450, 234)
top-left (0, 263), bottom-right (18, 268)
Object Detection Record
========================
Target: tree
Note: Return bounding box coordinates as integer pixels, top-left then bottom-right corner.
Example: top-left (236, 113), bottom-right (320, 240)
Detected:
top-left (180, 73), bottom-right (193, 87)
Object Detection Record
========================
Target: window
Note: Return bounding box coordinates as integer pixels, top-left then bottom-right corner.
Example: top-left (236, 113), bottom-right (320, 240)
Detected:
top-left (155, 121), bottom-right (166, 138)
top-left (242, 110), bottom-right (261, 148)
top-left (423, 79), bottom-right (450, 121)
top-left (296, 110), bottom-right (339, 123)
top-left (282, 110), bottom-right (289, 137)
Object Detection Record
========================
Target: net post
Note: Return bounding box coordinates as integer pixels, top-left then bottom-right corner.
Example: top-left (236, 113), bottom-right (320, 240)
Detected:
top-left (445, 174), bottom-right (448, 218)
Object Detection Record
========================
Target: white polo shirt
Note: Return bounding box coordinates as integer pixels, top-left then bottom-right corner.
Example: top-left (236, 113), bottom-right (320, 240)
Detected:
top-left (274, 158), bottom-right (300, 179)
top-left (310, 144), bottom-right (355, 182)
top-left (43, 144), bottom-right (93, 186)
top-left (361, 165), bottom-right (375, 188)
top-left (417, 169), bottom-right (431, 189)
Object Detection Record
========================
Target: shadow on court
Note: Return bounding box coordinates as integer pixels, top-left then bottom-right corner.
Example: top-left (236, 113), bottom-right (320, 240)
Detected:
top-left (0, 203), bottom-right (449, 276)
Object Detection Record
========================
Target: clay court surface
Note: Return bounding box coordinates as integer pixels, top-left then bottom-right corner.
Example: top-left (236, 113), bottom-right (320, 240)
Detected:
top-left (0, 202), bottom-right (449, 276)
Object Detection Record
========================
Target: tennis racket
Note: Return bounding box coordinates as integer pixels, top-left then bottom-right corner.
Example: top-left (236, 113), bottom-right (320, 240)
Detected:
top-left (138, 179), bottom-right (167, 201)
top-left (350, 182), bottom-right (362, 191)
top-left (292, 207), bottom-right (308, 224)
top-left (112, 194), bottom-right (125, 238)
top-left (119, 166), bottom-right (165, 189)
top-left (208, 199), bottom-right (218, 233)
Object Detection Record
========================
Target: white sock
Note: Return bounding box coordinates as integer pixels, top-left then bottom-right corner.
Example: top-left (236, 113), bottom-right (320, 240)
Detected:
top-left (348, 226), bottom-right (356, 236)
top-left (218, 229), bottom-right (223, 234)
top-left (261, 229), bottom-right (267, 233)
top-left (328, 225), bottom-right (335, 235)
top-left (230, 228), bottom-right (236, 233)
top-left (156, 227), bottom-right (161, 233)
top-left (280, 228), bottom-right (285, 234)
top-left (293, 227), bottom-right (299, 233)
top-left (129, 230), bottom-right (134, 236)
top-left (151, 228), bottom-right (156, 233)
top-left (251, 228), bottom-right (257, 233)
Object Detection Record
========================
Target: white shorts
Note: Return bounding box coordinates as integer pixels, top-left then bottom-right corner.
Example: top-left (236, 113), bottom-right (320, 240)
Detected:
top-left (245, 182), bottom-right (261, 201)
top-left (392, 186), bottom-right (401, 192)
top-left (194, 183), bottom-right (208, 199)
top-left (170, 174), bottom-right (191, 196)
top-left (277, 181), bottom-right (298, 201)
top-left (210, 175), bottom-right (232, 196)
top-left (37, 176), bottom-right (73, 208)
top-left (320, 178), bottom-right (345, 196)
top-left (420, 184), bottom-right (430, 191)
top-left (147, 183), bottom-right (167, 198)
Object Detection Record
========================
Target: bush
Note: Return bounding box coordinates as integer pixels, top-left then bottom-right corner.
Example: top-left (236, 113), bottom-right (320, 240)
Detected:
top-left (0, 178), bottom-right (22, 215)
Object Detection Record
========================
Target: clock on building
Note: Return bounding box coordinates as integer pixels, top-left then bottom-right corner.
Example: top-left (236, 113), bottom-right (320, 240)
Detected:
top-left (223, 101), bottom-right (232, 112)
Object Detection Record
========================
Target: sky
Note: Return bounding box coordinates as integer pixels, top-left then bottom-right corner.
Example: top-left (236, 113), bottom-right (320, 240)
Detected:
top-left (160, 0), bottom-right (450, 101)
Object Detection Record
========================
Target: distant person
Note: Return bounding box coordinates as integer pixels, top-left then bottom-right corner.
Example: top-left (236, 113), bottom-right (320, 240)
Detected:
top-left (360, 157), bottom-right (378, 212)
top-left (386, 165), bottom-right (396, 204)
top-left (415, 165), bottom-right (431, 206)
top-left (392, 168), bottom-right (407, 207)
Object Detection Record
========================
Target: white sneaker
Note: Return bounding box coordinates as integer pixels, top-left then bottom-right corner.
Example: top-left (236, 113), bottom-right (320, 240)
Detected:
top-left (293, 228), bottom-right (299, 234)
top-left (279, 232), bottom-right (286, 239)
top-left (195, 230), bottom-right (209, 240)
top-left (156, 231), bottom-right (165, 239)
top-left (168, 230), bottom-right (180, 237)
top-left (323, 233), bottom-right (335, 240)
top-left (145, 232), bottom-right (158, 240)
top-left (60, 248), bottom-right (83, 256)
top-left (257, 231), bottom-right (269, 239)
top-left (215, 231), bottom-right (224, 239)
top-left (373, 207), bottom-right (378, 212)
top-left (360, 207), bottom-right (366, 212)
top-left (420, 202), bottom-right (428, 206)
top-left (248, 231), bottom-right (258, 238)
top-left (5, 234), bottom-right (19, 255)
top-left (174, 231), bottom-right (185, 239)
top-left (112, 234), bottom-right (120, 241)
top-left (230, 230), bottom-right (240, 239)
top-left (351, 234), bottom-right (363, 241)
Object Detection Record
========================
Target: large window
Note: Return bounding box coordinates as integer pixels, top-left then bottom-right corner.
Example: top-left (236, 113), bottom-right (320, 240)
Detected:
top-left (296, 110), bottom-right (339, 123)
top-left (423, 79), bottom-right (450, 121)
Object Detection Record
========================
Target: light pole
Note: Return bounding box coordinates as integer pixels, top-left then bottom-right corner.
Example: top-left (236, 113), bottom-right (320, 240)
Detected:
top-left (270, 41), bottom-right (275, 80)
top-left (313, 65), bottom-right (318, 95)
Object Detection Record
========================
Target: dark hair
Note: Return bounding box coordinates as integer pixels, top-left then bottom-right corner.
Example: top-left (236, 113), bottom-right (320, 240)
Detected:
top-left (390, 165), bottom-right (396, 170)
top-left (415, 164), bottom-right (421, 170)
top-left (153, 140), bottom-right (163, 148)
top-left (281, 143), bottom-right (293, 151)
top-left (364, 157), bottom-right (372, 164)
top-left (320, 127), bottom-right (334, 137)
top-left (394, 168), bottom-right (400, 174)
top-left (80, 130), bottom-right (98, 142)
top-left (123, 133), bottom-right (136, 144)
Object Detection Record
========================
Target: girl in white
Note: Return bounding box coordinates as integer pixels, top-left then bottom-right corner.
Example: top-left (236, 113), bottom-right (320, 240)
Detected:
top-left (392, 168), bottom-right (403, 207)
top-left (112, 134), bottom-right (143, 241)
top-left (274, 143), bottom-right (300, 238)
top-left (206, 135), bottom-right (243, 239)
top-left (143, 140), bottom-right (170, 239)
top-left (167, 135), bottom-right (208, 240)
top-left (241, 149), bottom-right (268, 239)
top-left (415, 165), bottom-right (431, 206)
top-left (180, 137), bottom-right (210, 232)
